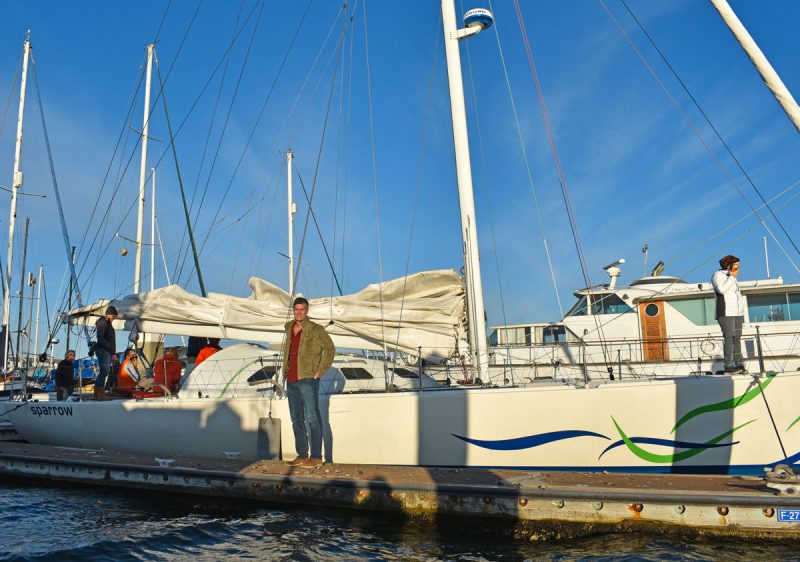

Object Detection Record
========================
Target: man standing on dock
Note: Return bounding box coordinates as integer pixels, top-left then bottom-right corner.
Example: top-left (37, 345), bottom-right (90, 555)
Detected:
top-left (93, 306), bottom-right (117, 400)
top-left (712, 255), bottom-right (746, 373)
top-left (282, 297), bottom-right (335, 468)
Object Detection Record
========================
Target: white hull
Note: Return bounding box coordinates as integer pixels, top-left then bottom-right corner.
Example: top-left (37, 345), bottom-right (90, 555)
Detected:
top-left (10, 371), bottom-right (800, 474)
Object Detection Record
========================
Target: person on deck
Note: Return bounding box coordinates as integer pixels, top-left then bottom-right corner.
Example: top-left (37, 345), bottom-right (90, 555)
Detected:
top-left (712, 255), bottom-right (747, 374)
top-left (118, 348), bottom-right (154, 391)
top-left (93, 306), bottom-right (117, 400)
top-left (108, 352), bottom-right (121, 388)
top-left (281, 297), bottom-right (335, 468)
top-left (152, 347), bottom-right (182, 394)
top-left (55, 350), bottom-right (76, 401)
top-left (195, 338), bottom-right (222, 367)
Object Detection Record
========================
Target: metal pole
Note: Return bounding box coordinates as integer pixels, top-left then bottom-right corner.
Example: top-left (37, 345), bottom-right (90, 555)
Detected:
top-left (25, 273), bottom-right (34, 368)
top-left (33, 264), bottom-right (42, 356)
top-left (66, 246), bottom-right (75, 351)
top-left (134, 44), bottom-right (154, 294)
top-left (4, 33), bottom-right (31, 371)
top-left (710, 0), bottom-right (800, 133)
top-left (150, 167), bottom-right (156, 292)
top-left (287, 150), bottom-right (295, 295)
top-left (764, 236), bottom-right (770, 279)
top-left (15, 217), bottom-right (29, 369)
top-left (441, 1), bottom-right (490, 382)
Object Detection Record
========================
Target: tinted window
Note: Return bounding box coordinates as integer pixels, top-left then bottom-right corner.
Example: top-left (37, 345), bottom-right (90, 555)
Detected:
top-left (670, 298), bottom-right (716, 326)
top-left (790, 293), bottom-right (800, 322)
top-left (592, 294), bottom-right (633, 315)
top-left (566, 297), bottom-right (588, 317)
top-left (247, 367), bottom-right (277, 385)
top-left (392, 368), bottom-right (419, 379)
top-left (341, 367), bottom-right (374, 380)
top-left (542, 325), bottom-right (567, 344)
top-left (748, 294), bottom-right (789, 322)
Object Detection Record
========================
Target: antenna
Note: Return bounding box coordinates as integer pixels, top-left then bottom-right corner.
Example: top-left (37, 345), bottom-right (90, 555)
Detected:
top-left (642, 244), bottom-right (649, 277)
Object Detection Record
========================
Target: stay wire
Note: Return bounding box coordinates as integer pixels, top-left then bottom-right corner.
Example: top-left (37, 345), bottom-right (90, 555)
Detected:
top-left (599, 0), bottom-right (800, 275)
top-left (487, 0), bottom-right (560, 319)
top-left (362, 0), bottom-right (389, 364)
top-left (619, 0), bottom-right (800, 262)
top-left (78, 1), bottom-right (259, 291)
top-left (512, 0), bottom-right (612, 369)
top-left (184, 0), bottom-right (267, 264)
top-left (291, 3), bottom-right (348, 302)
top-left (75, 1), bottom-right (206, 286)
top-left (294, 168), bottom-right (343, 295)
top-left (0, 50), bottom-right (22, 136)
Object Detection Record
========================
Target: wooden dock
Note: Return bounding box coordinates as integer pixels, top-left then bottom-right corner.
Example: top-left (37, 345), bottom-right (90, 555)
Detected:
top-left (0, 442), bottom-right (799, 541)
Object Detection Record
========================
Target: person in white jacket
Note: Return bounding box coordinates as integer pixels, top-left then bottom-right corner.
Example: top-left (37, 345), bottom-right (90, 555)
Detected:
top-left (711, 255), bottom-right (746, 373)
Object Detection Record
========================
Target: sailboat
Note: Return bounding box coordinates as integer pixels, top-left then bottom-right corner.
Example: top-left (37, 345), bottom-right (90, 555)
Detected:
top-left (8, 1), bottom-right (800, 474)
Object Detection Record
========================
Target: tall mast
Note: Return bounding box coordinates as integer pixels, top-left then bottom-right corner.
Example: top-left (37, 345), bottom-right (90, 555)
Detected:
top-left (25, 272), bottom-right (35, 367)
top-left (134, 44), bottom-right (155, 294)
top-left (441, 2), bottom-right (492, 381)
top-left (710, 0), bottom-right (800, 133)
top-left (15, 217), bottom-right (30, 368)
top-left (150, 167), bottom-right (156, 292)
top-left (287, 150), bottom-right (295, 295)
top-left (3, 32), bottom-right (32, 371)
top-left (33, 264), bottom-right (42, 356)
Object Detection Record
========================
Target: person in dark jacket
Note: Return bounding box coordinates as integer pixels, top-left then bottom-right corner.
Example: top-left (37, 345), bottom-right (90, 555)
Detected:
top-left (55, 350), bottom-right (76, 401)
top-left (94, 306), bottom-right (117, 400)
top-left (108, 352), bottom-right (121, 388)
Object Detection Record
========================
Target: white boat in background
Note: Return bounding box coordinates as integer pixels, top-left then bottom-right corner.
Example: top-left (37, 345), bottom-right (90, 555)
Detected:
top-left (489, 263), bottom-right (800, 382)
top-left (9, 1), bottom-right (800, 475)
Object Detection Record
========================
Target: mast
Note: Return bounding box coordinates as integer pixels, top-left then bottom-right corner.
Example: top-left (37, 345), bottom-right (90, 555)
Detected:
top-left (15, 217), bottom-right (29, 368)
top-left (25, 272), bottom-right (35, 368)
top-left (33, 264), bottom-right (42, 357)
top-left (287, 149), bottom-right (295, 295)
top-left (3, 33), bottom-right (31, 371)
top-left (150, 167), bottom-right (156, 292)
top-left (441, 2), bottom-right (493, 381)
top-left (710, 0), bottom-right (800, 133)
top-left (66, 245), bottom-right (75, 351)
top-left (134, 44), bottom-right (155, 294)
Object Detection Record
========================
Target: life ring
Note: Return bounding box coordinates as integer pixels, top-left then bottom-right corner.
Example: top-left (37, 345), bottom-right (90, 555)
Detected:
top-left (700, 338), bottom-right (719, 356)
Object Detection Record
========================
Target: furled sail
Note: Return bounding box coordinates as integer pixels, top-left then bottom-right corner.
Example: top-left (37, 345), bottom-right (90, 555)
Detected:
top-left (66, 270), bottom-right (467, 361)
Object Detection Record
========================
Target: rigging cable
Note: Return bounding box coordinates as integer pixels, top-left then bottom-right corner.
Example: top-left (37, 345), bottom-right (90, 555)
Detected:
top-left (75, 1), bottom-right (207, 291)
top-left (512, 0), bottom-right (612, 369)
top-left (176, 0), bottom-right (316, 283)
top-left (294, 168), bottom-right (343, 295)
top-left (361, 0), bottom-right (389, 372)
top-left (155, 53), bottom-right (207, 296)
top-left (599, 0), bottom-right (800, 275)
top-left (487, 0), bottom-right (561, 319)
top-left (30, 61), bottom-right (90, 342)
top-left (0, 52), bottom-right (22, 136)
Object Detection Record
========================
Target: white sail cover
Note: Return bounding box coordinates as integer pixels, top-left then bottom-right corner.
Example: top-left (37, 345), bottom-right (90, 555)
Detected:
top-left (67, 270), bottom-right (467, 361)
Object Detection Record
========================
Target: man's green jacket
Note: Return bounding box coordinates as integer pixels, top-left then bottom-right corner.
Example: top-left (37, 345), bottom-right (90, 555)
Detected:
top-left (281, 317), bottom-right (335, 380)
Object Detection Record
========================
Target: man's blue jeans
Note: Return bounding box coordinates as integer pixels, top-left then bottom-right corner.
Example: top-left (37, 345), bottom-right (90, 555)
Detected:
top-left (95, 348), bottom-right (111, 387)
top-left (286, 378), bottom-right (322, 459)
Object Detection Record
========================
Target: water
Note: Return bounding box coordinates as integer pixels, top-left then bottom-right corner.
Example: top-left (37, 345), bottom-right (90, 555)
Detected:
top-left (0, 479), bottom-right (797, 561)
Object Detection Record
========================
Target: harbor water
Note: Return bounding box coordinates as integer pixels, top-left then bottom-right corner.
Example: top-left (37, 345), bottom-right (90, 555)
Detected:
top-left (1, 479), bottom-right (798, 561)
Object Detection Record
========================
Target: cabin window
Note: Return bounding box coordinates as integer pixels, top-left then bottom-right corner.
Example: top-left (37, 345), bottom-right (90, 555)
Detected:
top-left (790, 293), bottom-right (800, 322)
top-left (670, 298), bottom-right (716, 326)
top-left (391, 368), bottom-right (419, 379)
top-left (341, 367), bottom-right (374, 380)
top-left (489, 330), bottom-right (498, 345)
top-left (494, 327), bottom-right (531, 346)
top-left (566, 296), bottom-right (588, 317)
top-left (591, 294), bottom-right (634, 315)
top-left (542, 325), bottom-right (567, 344)
top-left (246, 367), bottom-right (277, 386)
top-left (748, 293), bottom-right (790, 322)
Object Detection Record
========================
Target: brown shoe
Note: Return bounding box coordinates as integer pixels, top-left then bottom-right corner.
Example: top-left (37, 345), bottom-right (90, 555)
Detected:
top-left (302, 457), bottom-right (324, 468)
top-left (287, 456), bottom-right (307, 466)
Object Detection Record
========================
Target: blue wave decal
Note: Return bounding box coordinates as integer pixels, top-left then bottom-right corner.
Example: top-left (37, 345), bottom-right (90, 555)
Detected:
top-left (452, 430), bottom-right (609, 451)
top-left (598, 437), bottom-right (739, 460)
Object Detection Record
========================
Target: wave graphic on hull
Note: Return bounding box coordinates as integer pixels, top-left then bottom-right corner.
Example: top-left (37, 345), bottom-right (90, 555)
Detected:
top-left (452, 430), bottom-right (609, 451)
top-left (598, 437), bottom-right (740, 460)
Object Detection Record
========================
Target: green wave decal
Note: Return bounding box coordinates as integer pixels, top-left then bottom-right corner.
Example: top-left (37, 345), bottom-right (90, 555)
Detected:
top-left (612, 416), bottom-right (755, 464)
top-left (670, 371), bottom-right (776, 434)
top-left (788, 415), bottom-right (800, 431)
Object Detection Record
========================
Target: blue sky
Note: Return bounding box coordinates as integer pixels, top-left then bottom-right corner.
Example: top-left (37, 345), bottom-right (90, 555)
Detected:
top-left (1, 0), bottom-right (800, 355)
